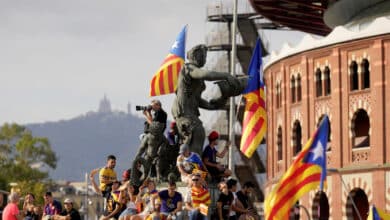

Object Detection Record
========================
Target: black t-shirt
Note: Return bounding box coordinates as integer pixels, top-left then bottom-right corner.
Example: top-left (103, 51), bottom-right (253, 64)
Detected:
top-left (104, 193), bottom-right (123, 219)
top-left (217, 191), bottom-right (234, 219)
top-left (154, 109), bottom-right (167, 125)
top-left (60, 208), bottom-right (81, 220)
top-left (144, 109), bottom-right (167, 133)
top-left (236, 191), bottom-right (249, 209)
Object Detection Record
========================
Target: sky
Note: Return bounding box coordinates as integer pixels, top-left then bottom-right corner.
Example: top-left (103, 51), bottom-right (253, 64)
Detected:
top-left (0, 0), bottom-right (305, 125)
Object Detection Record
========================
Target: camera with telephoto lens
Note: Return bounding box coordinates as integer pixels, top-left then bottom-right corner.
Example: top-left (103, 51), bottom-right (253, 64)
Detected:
top-left (135, 105), bottom-right (152, 111)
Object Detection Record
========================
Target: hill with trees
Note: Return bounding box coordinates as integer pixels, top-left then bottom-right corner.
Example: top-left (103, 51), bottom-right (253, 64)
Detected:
top-left (26, 111), bottom-right (145, 181)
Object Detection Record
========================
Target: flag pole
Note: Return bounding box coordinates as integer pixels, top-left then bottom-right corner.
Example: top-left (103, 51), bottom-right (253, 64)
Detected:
top-left (228, 0), bottom-right (238, 173)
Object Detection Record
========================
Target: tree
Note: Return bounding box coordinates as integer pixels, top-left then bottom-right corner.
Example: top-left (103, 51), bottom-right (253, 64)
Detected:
top-left (0, 123), bottom-right (58, 202)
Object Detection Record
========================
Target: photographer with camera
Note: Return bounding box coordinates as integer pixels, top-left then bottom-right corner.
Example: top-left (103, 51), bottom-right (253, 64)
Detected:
top-left (137, 99), bottom-right (167, 134)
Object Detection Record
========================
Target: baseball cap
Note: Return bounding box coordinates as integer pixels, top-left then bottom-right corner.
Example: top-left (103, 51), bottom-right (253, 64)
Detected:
top-left (122, 169), bottom-right (131, 180)
top-left (208, 131), bottom-right (219, 142)
top-left (170, 121), bottom-right (176, 129)
top-left (64, 198), bottom-right (73, 204)
top-left (179, 144), bottom-right (189, 154)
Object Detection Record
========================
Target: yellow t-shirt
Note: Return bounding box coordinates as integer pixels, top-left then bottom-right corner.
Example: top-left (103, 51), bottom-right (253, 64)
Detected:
top-left (99, 167), bottom-right (117, 191)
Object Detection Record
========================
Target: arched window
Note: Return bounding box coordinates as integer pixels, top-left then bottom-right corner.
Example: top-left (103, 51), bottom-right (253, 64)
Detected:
top-left (347, 188), bottom-right (369, 220)
top-left (361, 59), bottom-right (370, 89)
top-left (324, 66), bottom-right (331, 96)
top-left (350, 61), bottom-right (359, 91)
top-left (352, 109), bottom-right (370, 148)
top-left (277, 126), bottom-right (283, 161)
top-left (297, 74), bottom-right (302, 102)
top-left (312, 191), bottom-right (330, 220)
top-left (315, 68), bottom-right (322, 97)
top-left (293, 120), bottom-right (302, 156)
top-left (291, 76), bottom-right (296, 103)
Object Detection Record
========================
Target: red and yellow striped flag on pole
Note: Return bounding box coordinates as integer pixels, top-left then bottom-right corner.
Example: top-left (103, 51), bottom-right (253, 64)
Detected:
top-left (265, 116), bottom-right (329, 219)
top-left (149, 26), bottom-right (187, 96)
top-left (240, 38), bottom-right (267, 158)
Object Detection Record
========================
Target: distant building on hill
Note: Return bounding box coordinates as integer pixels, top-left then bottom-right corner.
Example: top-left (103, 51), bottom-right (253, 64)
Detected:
top-left (127, 102), bottom-right (132, 115)
top-left (98, 94), bottom-right (112, 113)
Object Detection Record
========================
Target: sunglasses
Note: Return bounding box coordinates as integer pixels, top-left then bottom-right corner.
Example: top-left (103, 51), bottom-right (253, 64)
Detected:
top-left (192, 179), bottom-right (199, 181)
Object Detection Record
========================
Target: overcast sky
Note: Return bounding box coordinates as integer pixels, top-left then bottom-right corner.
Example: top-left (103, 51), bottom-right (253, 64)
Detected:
top-left (0, 0), bottom-right (305, 125)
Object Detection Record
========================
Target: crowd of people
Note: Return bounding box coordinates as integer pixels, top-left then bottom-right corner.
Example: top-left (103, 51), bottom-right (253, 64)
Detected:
top-left (2, 99), bottom-right (260, 220)
top-left (84, 153), bottom-right (259, 220)
top-left (2, 191), bottom-right (81, 220)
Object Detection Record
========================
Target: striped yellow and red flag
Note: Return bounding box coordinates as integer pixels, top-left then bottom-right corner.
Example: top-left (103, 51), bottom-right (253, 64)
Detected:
top-left (240, 38), bottom-right (267, 158)
top-left (150, 26), bottom-right (187, 96)
top-left (264, 116), bottom-right (329, 220)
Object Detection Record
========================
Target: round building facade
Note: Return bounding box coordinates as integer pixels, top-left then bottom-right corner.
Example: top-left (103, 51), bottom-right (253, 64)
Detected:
top-left (263, 16), bottom-right (390, 220)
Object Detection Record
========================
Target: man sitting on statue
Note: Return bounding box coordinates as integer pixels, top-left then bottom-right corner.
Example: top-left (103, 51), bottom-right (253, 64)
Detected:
top-left (176, 143), bottom-right (208, 185)
top-left (202, 131), bottom-right (232, 181)
top-left (142, 99), bottom-right (167, 134)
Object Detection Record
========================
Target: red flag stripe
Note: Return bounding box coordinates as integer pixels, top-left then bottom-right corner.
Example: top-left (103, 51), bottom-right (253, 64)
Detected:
top-left (161, 54), bottom-right (180, 65)
top-left (276, 163), bottom-right (313, 193)
top-left (241, 116), bottom-right (265, 153)
top-left (150, 76), bottom-right (157, 96)
top-left (158, 69), bottom-right (166, 95)
top-left (268, 173), bottom-right (321, 219)
top-left (242, 102), bottom-right (261, 126)
top-left (167, 63), bottom-right (174, 92)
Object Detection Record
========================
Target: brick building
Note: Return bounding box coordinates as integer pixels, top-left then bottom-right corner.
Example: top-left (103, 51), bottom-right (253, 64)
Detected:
top-left (262, 15), bottom-right (390, 220)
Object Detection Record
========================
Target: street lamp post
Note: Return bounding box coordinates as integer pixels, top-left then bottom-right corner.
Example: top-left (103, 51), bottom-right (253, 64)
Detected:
top-left (328, 168), bottom-right (362, 220)
top-left (85, 172), bottom-right (89, 220)
top-left (295, 204), bottom-right (311, 220)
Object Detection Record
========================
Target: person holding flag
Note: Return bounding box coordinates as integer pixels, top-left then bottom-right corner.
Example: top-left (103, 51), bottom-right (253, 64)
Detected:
top-left (176, 143), bottom-right (208, 185)
top-left (265, 115), bottom-right (329, 219)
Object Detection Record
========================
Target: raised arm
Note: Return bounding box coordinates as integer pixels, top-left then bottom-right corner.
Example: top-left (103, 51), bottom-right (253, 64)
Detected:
top-left (89, 168), bottom-right (102, 195)
top-left (216, 141), bottom-right (230, 158)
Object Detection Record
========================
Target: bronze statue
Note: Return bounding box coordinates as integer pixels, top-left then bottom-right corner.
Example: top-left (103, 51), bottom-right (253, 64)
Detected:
top-left (172, 44), bottom-right (247, 155)
top-left (133, 121), bottom-right (179, 183)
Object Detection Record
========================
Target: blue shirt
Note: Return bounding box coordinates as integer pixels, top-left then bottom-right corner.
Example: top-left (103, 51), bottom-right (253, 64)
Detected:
top-left (44, 200), bottom-right (62, 215)
top-left (202, 145), bottom-right (217, 164)
top-left (158, 190), bottom-right (182, 213)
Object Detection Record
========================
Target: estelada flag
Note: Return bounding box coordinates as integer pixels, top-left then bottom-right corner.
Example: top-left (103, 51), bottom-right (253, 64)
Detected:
top-left (265, 115), bottom-right (329, 219)
top-left (240, 38), bottom-right (267, 158)
top-left (368, 205), bottom-right (390, 220)
top-left (149, 26), bottom-right (187, 96)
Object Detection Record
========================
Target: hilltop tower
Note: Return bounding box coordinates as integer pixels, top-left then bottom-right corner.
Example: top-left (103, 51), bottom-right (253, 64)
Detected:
top-left (98, 94), bottom-right (111, 113)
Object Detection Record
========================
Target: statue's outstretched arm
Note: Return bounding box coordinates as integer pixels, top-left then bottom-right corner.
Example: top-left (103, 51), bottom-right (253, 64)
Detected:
top-left (190, 68), bottom-right (232, 81)
top-left (199, 97), bottom-right (227, 110)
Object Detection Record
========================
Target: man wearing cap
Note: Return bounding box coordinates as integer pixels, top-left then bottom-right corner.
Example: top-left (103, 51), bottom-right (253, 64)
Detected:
top-left (52, 198), bottom-right (81, 220)
top-left (202, 131), bottom-right (232, 181)
top-left (177, 144), bottom-right (208, 184)
top-left (167, 121), bottom-right (180, 147)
